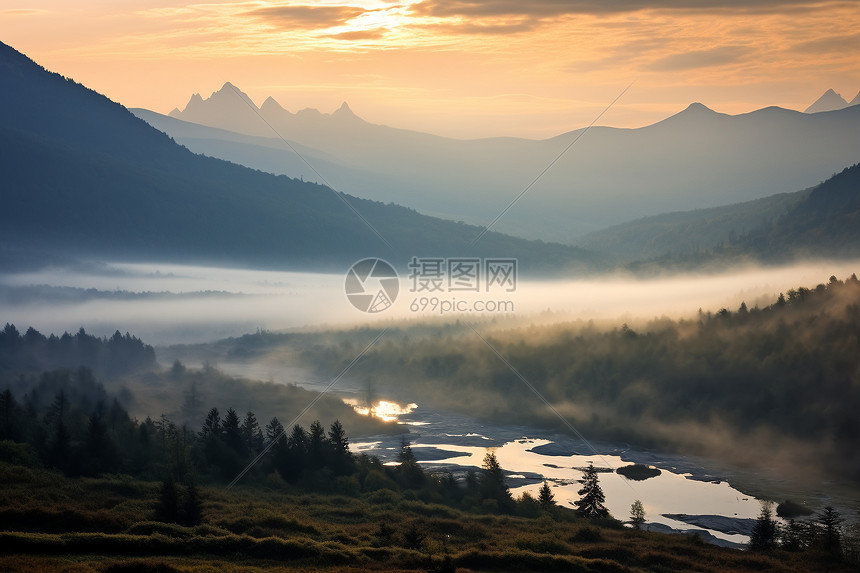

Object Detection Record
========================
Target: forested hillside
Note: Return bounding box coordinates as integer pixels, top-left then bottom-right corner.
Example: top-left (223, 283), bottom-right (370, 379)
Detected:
top-left (232, 274), bottom-right (860, 482)
top-left (619, 163), bottom-right (860, 271)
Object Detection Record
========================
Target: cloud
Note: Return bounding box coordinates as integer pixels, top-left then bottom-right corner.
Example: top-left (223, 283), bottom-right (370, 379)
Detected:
top-left (329, 28), bottom-right (388, 41)
top-left (245, 4), bottom-right (367, 30)
top-left (790, 32), bottom-right (860, 53)
top-left (412, 0), bottom-right (828, 18)
top-left (1, 9), bottom-right (49, 16)
top-left (427, 19), bottom-right (536, 35)
top-left (649, 45), bottom-right (752, 71)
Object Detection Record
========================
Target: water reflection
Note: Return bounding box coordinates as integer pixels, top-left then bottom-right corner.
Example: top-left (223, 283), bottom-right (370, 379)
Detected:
top-left (355, 428), bottom-right (765, 546)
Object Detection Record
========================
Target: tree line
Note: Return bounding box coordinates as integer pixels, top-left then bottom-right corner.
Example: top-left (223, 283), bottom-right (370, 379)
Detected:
top-left (749, 501), bottom-right (854, 562)
top-left (0, 324), bottom-right (156, 375)
top-left (0, 369), bottom-right (596, 521)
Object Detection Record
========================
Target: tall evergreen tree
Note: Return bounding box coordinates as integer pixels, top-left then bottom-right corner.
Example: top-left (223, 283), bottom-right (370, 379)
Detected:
top-left (480, 452), bottom-right (513, 512)
top-left (222, 408), bottom-right (245, 456)
top-left (241, 410), bottom-right (262, 454)
top-left (181, 480), bottom-right (203, 526)
top-left (749, 501), bottom-right (779, 550)
top-left (265, 417), bottom-right (284, 444)
top-left (45, 391), bottom-right (70, 472)
top-left (327, 419), bottom-right (353, 475)
top-left (574, 463), bottom-right (609, 518)
top-left (815, 506), bottom-right (844, 558)
top-left (538, 480), bottom-right (555, 510)
top-left (156, 476), bottom-right (179, 523)
top-left (199, 408), bottom-right (221, 440)
top-left (307, 420), bottom-right (327, 470)
top-left (280, 424), bottom-right (308, 482)
top-left (83, 412), bottom-right (118, 476)
top-left (0, 388), bottom-right (19, 440)
top-left (396, 439), bottom-right (424, 489)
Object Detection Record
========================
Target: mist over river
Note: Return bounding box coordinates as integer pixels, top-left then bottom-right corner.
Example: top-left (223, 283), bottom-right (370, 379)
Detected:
top-left (3, 259), bottom-right (857, 547)
top-left (3, 259), bottom-right (860, 344)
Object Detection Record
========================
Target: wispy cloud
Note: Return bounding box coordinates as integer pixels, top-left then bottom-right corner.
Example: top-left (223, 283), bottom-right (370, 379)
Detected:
top-left (245, 4), bottom-right (368, 30)
top-left (1, 8), bottom-right (50, 16)
top-left (790, 32), bottom-right (860, 53)
top-left (426, 18), bottom-right (536, 35)
top-left (650, 45), bottom-right (752, 71)
top-left (412, 0), bottom-right (831, 18)
top-left (329, 27), bottom-right (388, 40)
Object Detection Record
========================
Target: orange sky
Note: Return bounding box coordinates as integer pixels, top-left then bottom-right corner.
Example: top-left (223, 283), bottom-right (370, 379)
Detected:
top-left (3, 1), bottom-right (859, 138)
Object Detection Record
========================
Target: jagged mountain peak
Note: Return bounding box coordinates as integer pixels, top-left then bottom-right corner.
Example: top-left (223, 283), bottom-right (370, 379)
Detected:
top-left (805, 88), bottom-right (849, 113)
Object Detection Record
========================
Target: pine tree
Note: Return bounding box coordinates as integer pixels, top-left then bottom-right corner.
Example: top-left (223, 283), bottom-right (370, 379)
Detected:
top-left (815, 506), bottom-right (843, 558)
top-left (241, 410), bottom-right (262, 454)
top-left (396, 439), bottom-right (423, 489)
top-left (480, 452), bottom-right (513, 512)
top-left (749, 501), bottom-right (779, 550)
top-left (181, 480), bottom-right (203, 526)
top-left (199, 408), bottom-right (221, 440)
top-left (574, 462), bottom-right (609, 519)
top-left (265, 417), bottom-right (284, 443)
top-left (307, 420), bottom-right (327, 470)
top-left (538, 480), bottom-right (555, 509)
top-left (156, 476), bottom-right (179, 523)
top-left (279, 424), bottom-right (307, 482)
top-left (327, 420), bottom-right (352, 475)
top-left (630, 499), bottom-right (646, 530)
top-left (0, 388), bottom-right (18, 440)
top-left (781, 519), bottom-right (808, 552)
top-left (222, 408), bottom-right (245, 455)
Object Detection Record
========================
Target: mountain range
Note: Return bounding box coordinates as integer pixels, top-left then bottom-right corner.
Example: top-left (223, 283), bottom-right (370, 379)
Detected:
top-left (804, 88), bottom-right (860, 113)
top-left (0, 41), bottom-right (593, 275)
top-left (2, 39), bottom-right (859, 276)
top-left (144, 84), bottom-right (860, 244)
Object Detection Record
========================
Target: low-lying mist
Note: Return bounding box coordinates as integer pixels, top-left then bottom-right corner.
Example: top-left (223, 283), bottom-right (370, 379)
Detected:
top-left (1, 259), bottom-right (858, 345)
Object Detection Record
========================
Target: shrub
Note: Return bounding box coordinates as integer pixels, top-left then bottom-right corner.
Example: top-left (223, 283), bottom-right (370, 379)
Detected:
top-left (571, 526), bottom-right (603, 542)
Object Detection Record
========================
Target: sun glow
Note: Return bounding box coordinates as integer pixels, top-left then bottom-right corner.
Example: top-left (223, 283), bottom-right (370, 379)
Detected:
top-left (344, 398), bottom-right (418, 422)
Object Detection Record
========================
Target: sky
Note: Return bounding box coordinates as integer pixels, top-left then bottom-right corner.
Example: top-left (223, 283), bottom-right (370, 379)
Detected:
top-left (2, 1), bottom-right (859, 139)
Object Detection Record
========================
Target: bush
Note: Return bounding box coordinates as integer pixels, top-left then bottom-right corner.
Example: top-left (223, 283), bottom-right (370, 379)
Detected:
top-left (514, 536), bottom-right (573, 555)
top-left (570, 526), bottom-right (603, 542)
top-left (0, 441), bottom-right (36, 467)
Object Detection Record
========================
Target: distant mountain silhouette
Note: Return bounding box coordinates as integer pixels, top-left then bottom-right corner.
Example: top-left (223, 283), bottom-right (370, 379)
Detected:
top-left (804, 88), bottom-right (849, 113)
top-left (764, 162), bottom-right (860, 258)
top-left (152, 87), bottom-right (860, 243)
top-left (576, 189), bottom-right (811, 263)
top-left (0, 41), bottom-right (594, 274)
top-left (585, 163), bottom-right (860, 269)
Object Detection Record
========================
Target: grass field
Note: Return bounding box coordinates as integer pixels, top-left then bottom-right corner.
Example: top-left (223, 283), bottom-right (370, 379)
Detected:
top-left (0, 461), bottom-right (855, 573)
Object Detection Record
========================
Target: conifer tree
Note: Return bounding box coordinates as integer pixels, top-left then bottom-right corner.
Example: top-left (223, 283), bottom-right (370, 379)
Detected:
top-left (538, 480), bottom-right (555, 509)
top-left (574, 462), bottom-right (609, 518)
